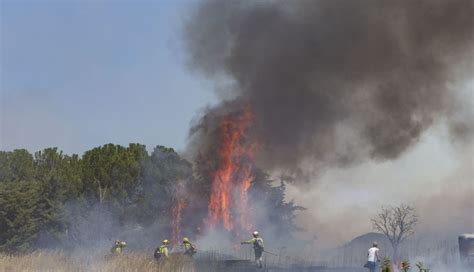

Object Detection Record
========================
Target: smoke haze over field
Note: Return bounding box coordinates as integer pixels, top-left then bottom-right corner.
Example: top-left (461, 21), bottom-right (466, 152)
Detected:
top-left (285, 124), bottom-right (474, 247)
top-left (185, 0), bottom-right (474, 175)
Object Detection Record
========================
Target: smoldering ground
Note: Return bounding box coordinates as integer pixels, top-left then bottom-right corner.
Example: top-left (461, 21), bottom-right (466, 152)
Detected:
top-left (185, 0), bottom-right (474, 176)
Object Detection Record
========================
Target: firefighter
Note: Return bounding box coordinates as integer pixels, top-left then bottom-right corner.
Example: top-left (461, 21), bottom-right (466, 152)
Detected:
top-left (241, 231), bottom-right (265, 268)
top-left (182, 237), bottom-right (197, 257)
top-left (111, 240), bottom-right (127, 254)
top-left (154, 239), bottom-right (169, 260)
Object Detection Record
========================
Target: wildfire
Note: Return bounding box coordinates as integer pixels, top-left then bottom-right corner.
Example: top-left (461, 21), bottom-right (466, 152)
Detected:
top-left (239, 168), bottom-right (253, 232)
top-left (207, 107), bottom-right (257, 235)
top-left (171, 180), bottom-right (187, 248)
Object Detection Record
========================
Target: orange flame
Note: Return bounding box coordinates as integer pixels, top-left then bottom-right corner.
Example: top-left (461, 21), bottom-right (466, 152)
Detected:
top-left (239, 167), bottom-right (253, 232)
top-left (171, 181), bottom-right (186, 248)
top-left (207, 107), bottom-right (257, 235)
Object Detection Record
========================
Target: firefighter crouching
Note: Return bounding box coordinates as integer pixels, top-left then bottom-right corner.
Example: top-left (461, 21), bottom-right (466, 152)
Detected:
top-left (154, 239), bottom-right (170, 260)
top-left (111, 240), bottom-right (127, 255)
top-left (183, 237), bottom-right (197, 257)
top-left (241, 231), bottom-right (265, 268)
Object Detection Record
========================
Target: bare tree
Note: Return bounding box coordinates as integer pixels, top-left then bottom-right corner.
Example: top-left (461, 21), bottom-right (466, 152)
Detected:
top-left (371, 204), bottom-right (418, 260)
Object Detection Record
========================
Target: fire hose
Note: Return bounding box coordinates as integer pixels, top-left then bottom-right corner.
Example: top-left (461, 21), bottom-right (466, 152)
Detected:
top-left (240, 242), bottom-right (278, 256)
top-left (263, 250), bottom-right (278, 256)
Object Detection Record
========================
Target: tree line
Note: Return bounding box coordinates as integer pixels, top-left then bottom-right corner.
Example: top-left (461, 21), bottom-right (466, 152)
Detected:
top-left (0, 144), bottom-right (303, 252)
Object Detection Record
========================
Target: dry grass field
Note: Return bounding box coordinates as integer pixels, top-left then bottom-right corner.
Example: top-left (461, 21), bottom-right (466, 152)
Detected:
top-left (0, 251), bottom-right (201, 272)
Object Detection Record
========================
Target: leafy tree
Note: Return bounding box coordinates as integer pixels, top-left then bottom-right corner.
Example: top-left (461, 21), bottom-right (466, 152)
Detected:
top-left (81, 144), bottom-right (145, 206)
top-left (138, 146), bottom-right (193, 227)
top-left (0, 148), bottom-right (83, 250)
top-left (0, 150), bottom-right (40, 252)
top-left (33, 148), bottom-right (83, 247)
top-left (0, 149), bottom-right (35, 182)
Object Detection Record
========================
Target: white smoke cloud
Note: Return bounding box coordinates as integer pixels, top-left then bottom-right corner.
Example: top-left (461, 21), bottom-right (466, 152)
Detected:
top-left (285, 118), bottom-right (473, 249)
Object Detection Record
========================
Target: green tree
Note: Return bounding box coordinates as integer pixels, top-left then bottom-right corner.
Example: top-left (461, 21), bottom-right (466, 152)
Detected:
top-left (81, 143), bottom-right (149, 227)
top-left (0, 150), bottom-right (40, 252)
top-left (33, 148), bottom-right (83, 247)
top-left (0, 180), bottom-right (40, 252)
top-left (0, 149), bottom-right (35, 182)
top-left (137, 145), bottom-right (193, 227)
top-left (82, 144), bottom-right (144, 205)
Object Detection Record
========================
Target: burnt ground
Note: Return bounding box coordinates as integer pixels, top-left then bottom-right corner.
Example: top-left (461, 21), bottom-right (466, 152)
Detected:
top-left (194, 259), bottom-right (366, 272)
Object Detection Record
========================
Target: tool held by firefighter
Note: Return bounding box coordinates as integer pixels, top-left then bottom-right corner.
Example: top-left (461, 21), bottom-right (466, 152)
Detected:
top-left (154, 239), bottom-right (169, 260)
top-left (241, 231), bottom-right (265, 268)
top-left (182, 236), bottom-right (197, 257)
top-left (111, 240), bottom-right (127, 255)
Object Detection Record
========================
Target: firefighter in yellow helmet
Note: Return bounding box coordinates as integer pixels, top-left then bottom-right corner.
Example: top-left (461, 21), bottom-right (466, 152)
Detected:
top-left (154, 239), bottom-right (169, 260)
top-left (241, 231), bottom-right (264, 268)
top-left (111, 240), bottom-right (127, 254)
top-left (182, 236), bottom-right (197, 257)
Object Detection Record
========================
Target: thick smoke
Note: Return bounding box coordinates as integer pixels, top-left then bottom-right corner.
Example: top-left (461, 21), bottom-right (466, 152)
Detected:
top-left (185, 0), bottom-right (474, 175)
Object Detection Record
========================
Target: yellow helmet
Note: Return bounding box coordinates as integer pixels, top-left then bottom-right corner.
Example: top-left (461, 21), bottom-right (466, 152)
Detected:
top-left (163, 239), bottom-right (169, 245)
top-left (183, 237), bottom-right (189, 243)
top-left (119, 241), bottom-right (127, 247)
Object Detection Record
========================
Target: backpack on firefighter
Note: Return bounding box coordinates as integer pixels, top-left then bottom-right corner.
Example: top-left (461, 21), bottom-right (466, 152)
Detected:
top-left (183, 237), bottom-right (197, 256)
top-left (254, 237), bottom-right (264, 251)
top-left (153, 247), bottom-right (162, 260)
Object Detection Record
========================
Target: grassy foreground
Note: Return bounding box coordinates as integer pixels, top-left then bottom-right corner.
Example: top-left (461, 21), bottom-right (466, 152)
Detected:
top-left (0, 252), bottom-right (201, 272)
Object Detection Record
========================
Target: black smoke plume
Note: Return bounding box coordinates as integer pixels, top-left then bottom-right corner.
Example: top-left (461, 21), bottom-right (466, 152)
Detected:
top-left (185, 0), bottom-right (474, 176)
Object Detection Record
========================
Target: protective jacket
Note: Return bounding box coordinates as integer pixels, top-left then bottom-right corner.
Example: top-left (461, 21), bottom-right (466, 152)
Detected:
top-left (159, 245), bottom-right (169, 258)
top-left (111, 241), bottom-right (126, 254)
top-left (242, 237), bottom-right (264, 253)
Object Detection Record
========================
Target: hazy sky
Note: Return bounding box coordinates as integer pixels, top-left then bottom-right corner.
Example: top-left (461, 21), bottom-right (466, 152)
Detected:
top-left (1, 1), bottom-right (216, 155)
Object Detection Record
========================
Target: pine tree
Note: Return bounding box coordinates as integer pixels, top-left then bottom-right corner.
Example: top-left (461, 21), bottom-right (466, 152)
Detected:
top-left (0, 180), bottom-right (40, 252)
